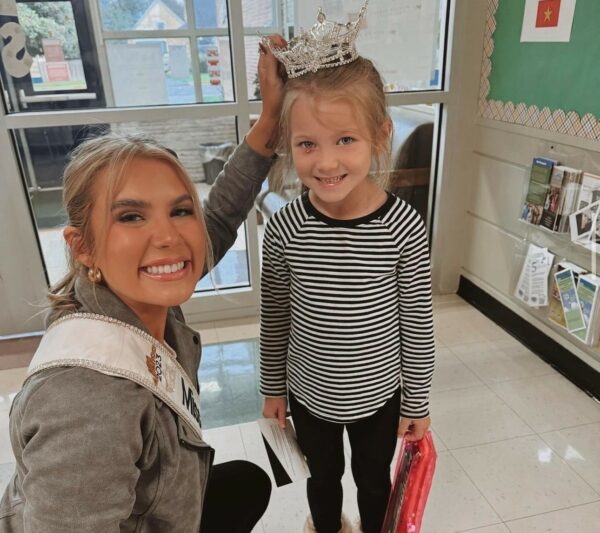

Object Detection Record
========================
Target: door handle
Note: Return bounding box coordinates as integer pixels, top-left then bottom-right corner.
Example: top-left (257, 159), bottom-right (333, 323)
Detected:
top-left (19, 89), bottom-right (97, 108)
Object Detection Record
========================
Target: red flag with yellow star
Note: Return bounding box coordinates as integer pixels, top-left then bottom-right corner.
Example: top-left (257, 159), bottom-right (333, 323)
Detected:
top-left (536, 0), bottom-right (561, 28)
top-left (521, 0), bottom-right (576, 42)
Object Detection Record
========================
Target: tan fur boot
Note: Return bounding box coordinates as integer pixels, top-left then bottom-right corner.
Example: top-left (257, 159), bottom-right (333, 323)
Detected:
top-left (303, 513), bottom-right (353, 533)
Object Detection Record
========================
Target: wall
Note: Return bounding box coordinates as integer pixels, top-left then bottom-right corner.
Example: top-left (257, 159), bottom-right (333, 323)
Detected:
top-left (458, 0), bottom-right (600, 372)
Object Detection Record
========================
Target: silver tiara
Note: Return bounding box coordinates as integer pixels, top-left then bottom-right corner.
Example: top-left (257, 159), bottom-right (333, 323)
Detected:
top-left (262, 2), bottom-right (369, 79)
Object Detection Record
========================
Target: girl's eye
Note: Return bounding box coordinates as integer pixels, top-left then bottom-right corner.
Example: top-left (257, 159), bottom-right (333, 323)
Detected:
top-left (172, 207), bottom-right (195, 217)
top-left (338, 136), bottom-right (354, 145)
top-left (118, 212), bottom-right (143, 223)
top-left (299, 141), bottom-right (315, 150)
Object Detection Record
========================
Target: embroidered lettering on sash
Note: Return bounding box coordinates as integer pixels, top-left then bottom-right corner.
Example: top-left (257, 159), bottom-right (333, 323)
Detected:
top-left (182, 378), bottom-right (200, 424)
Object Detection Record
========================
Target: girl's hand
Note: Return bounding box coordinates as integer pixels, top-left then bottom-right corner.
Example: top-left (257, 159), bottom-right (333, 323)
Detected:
top-left (398, 416), bottom-right (431, 442)
top-left (257, 34), bottom-right (287, 121)
top-left (263, 396), bottom-right (287, 429)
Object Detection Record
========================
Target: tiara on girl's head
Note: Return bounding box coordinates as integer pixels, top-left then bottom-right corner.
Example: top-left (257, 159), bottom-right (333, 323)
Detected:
top-left (262, 2), bottom-right (369, 79)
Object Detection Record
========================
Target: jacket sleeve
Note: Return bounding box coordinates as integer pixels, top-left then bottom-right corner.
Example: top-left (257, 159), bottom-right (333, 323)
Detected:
top-left (14, 368), bottom-right (154, 532)
top-left (203, 140), bottom-right (273, 267)
top-left (259, 215), bottom-right (291, 397)
top-left (397, 214), bottom-right (436, 419)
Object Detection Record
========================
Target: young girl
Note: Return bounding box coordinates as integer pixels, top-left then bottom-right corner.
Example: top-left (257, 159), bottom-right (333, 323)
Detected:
top-left (259, 20), bottom-right (436, 533)
top-left (0, 41), bottom-right (284, 533)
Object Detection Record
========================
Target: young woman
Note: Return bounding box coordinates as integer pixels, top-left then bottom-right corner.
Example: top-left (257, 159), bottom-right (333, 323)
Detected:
top-left (0, 38), bottom-right (286, 533)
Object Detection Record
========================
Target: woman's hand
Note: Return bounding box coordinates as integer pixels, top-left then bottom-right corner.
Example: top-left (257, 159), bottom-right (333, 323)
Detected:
top-left (246, 35), bottom-right (287, 157)
top-left (263, 396), bottom-right (287, 429)
top-left (398, 416), bottom-right (431, 442)
top-left (257, 34), bottom-right (287, 120)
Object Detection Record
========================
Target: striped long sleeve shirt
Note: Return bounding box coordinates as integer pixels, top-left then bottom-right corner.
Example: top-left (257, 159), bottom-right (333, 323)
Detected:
top-left (260, 192), bottom-right (435, 423)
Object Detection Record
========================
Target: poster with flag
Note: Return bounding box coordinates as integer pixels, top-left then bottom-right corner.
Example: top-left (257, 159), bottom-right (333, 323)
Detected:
top-left (521, 0), bottom-right (577, 42)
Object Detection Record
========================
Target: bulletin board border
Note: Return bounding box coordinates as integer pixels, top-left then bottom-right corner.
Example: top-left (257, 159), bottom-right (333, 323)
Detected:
top-left (478, 0), bottom-right (600, 140)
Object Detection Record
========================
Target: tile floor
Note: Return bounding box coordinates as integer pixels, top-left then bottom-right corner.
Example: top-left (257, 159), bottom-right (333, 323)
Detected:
top-left (1, 295), bottom-right (599, 532)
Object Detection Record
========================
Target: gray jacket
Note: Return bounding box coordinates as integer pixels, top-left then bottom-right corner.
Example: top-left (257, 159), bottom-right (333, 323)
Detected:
top-left (0, 141), bottom-right (273, 532)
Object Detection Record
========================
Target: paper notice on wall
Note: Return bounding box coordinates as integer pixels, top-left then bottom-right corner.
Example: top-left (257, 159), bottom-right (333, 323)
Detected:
top-left (521, 0), bottom-right (577, 42)
top-left (296, 0), bottom-right (439, 89)
top-left (515, 243), bottom-right (554, 307)
top-left (257, 418), bottom-right (311, 487)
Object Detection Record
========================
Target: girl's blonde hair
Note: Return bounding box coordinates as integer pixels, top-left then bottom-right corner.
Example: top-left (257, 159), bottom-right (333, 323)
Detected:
top-left (48, 133), bottom-right (213, 313)
top-left (269, 56), bottom-right (392, 193)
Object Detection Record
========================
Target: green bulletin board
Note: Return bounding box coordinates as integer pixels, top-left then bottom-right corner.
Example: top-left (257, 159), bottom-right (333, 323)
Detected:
top-left (480, 0), bottom-right (600, 139)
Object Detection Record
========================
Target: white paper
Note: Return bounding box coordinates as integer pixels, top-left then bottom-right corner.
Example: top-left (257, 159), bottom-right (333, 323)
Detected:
top-left (257, 418), bottom-right (311, 483)
top-left (515, 244), bottom-right (554, 307)
top-left (521, 0), bottom-right (576, 43)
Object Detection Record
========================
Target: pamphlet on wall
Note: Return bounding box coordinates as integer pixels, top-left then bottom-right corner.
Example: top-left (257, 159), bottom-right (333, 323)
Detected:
top-left (515, 244), bottom-right (554, 307)
top-left (548, 261), bottom-right (588, 329)
top-left (554, 269), bottom-right (586, 333)
top-left (573, 274), bottom-right (600, 345)
top-left (520, 157), bottom-right (557, 225)
top-left (568, 200), bottom-right (600, 245)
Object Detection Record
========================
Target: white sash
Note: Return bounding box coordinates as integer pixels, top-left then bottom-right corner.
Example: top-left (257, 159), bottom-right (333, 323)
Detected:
top-left (28, 313), bottom-right (202, 440)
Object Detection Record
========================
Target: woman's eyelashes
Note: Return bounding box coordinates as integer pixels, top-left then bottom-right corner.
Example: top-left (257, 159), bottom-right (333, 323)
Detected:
top-left (171, 206), bottom-right (195, 217)
top-left (116, 206), bottom-right (194, 223)
top-left (117, 211), bottom-right (144, 223)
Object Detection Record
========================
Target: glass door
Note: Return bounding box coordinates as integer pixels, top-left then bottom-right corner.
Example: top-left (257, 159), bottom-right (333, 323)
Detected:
top-left (0, 0), bottom-right (452, 336)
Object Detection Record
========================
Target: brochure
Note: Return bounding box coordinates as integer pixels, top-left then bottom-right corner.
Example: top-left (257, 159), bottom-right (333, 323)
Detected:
top-left (257, 418), bottom-right (311, 487)
top-left (515, 244), bottom-right (554, 307)
top-left (554, 269), bottom-right (586, 333)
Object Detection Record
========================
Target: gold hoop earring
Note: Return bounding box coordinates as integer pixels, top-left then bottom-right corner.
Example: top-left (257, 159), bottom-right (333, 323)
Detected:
top-left (87, 266), bottom-right (102, 284)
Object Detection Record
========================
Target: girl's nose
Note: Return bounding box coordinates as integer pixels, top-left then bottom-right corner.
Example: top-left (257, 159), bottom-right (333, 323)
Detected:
top-left (316, 148), bottom-right (339, 174)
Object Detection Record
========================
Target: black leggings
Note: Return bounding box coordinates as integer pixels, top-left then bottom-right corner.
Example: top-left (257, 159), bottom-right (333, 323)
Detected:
top-left (200, 460), bottom-right (272, 533)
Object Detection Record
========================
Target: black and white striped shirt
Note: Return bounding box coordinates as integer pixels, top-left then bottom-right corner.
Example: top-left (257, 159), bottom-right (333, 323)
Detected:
top-left (260, 193), bottom-right (435, 423)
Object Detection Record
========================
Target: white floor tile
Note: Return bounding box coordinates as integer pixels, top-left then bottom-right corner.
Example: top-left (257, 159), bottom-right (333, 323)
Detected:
top-left (490, 375), bottom-right (600, 433)
top-left (457, 525), bottom-right (510, 533)
top-left (430, 386), bottom-right (533, 449)
top-left (0, 462), bottom-right (15, 496)
top-left (203, 425), bottom-right (246, 464)
top-left (540, 422), bottom-right (600, 494)
top-left (450, 340), bottom-right (556, 384)
top-left (420, 451), bottom-right (501, 533)
top-left (505, 501), bottom-right (600, 533)
top-left (431, 351), bottom-right (483, 393)
top-left (0, 410), bottom-right (15, 464)
top-left (452, 435), bottom-right (599, 521)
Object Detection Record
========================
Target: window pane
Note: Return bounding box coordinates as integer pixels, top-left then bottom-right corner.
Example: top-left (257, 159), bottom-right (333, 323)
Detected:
top-left (12, 118), bottom-right (249, 292)
top-left (242, 0), bottom-right (274, 27)
top-left (16, 2), bottom-right (87, 92)
top-left (100, 0), bottom-right (188, 31)
top-left (261, 0), bottom-right (445, 93)
top-left (0, 2), bottom-right (234, 112)
top-left (194, 0), bottom-right (228, 29)
top-left (244, 36), bottom-right (261, 100)
top-left (198, 37), bottom-right (234, 102)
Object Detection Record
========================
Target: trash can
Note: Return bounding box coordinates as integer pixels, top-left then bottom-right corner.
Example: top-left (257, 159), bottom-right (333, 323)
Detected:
top-left (198, 142), bottom-right (235, 185)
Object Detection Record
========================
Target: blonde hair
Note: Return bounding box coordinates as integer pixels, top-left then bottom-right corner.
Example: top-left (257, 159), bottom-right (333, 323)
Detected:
top-left (269, 57), bottom-right (392, 193)
top-left (48, 133), bottom-right (213, 312)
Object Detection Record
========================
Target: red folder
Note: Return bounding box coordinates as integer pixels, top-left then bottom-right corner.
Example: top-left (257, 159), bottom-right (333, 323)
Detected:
top-left (381, 431), bottom-right (437, 533)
